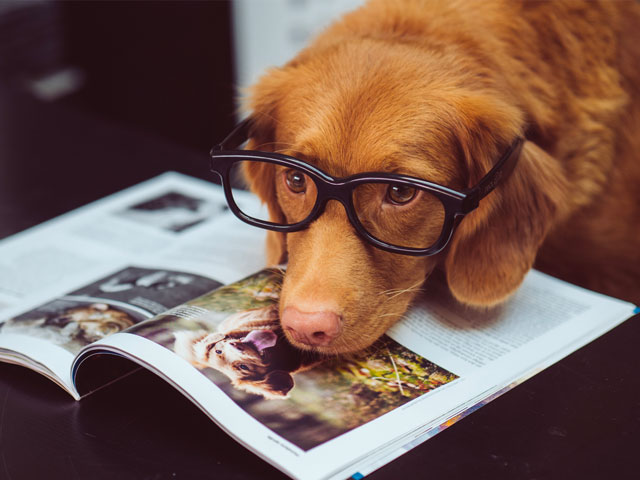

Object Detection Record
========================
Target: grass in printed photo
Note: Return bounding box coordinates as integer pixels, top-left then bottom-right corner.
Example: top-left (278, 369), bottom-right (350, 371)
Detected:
top-left (129, 269), bottom-right (458, 450)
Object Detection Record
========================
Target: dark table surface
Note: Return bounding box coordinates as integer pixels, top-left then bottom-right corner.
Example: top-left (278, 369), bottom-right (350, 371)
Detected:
top-left (0, 84), bottom-right (638, 480)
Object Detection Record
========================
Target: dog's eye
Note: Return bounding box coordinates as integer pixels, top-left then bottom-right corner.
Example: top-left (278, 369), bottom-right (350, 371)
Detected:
top-left (284, 169), bottom-right (307, 194)
top-left (238, 364), bottom-right (250, 371)
top-left (215, 349), bottom-right (222, 355)
top-left (386, 184), bottom-right (417, 205)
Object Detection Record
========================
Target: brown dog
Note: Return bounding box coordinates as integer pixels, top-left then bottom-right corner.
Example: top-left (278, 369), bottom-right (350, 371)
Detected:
top-left (239, 0), bottom-right (640, 355)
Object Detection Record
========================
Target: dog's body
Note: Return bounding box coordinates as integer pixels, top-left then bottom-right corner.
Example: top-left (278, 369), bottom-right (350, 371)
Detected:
top-left (174, 305), bottom-right (320, 398)
top-left (243, 0), bottom-right (640, 354)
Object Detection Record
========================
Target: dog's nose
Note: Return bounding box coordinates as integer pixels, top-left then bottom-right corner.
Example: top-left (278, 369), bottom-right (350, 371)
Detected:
top-left (281, 306), bottom-right (341, 347)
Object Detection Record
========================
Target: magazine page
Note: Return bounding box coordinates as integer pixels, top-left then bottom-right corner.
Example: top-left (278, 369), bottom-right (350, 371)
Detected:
top-left (70, 268), bottom-right (635, 480)
top-left (0, 172), bottom-right (267, 395)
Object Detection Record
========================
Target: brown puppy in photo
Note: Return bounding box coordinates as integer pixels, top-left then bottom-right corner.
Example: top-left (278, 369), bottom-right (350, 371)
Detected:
top-left (239, 0), bottom-right (640, 355)
top-left (174, 305), bottom-right (320, 399)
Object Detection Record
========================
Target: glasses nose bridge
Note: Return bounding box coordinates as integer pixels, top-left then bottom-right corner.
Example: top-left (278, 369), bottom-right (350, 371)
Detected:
top-left (312, 179), bottom-right (357, 225)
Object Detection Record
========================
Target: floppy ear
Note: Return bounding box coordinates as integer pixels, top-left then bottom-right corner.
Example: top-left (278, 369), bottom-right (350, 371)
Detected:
top-left (445, 140), bottom-right (570, 307)
top-left (444, 93), bottom-right (570, 307)
top-left (259, 370), bottom-right (295, 398)
top-left (235, 370), bottom-right (295, 399)
top-left (241, 68), bottom-right (291, 266)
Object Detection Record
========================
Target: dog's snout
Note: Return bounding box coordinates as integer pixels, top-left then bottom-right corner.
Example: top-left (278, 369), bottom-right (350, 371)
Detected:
top-left (281, 306), bottom-right (341, 347)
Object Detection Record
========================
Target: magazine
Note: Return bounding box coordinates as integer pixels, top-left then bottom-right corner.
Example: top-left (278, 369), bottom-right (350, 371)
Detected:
top-left (0, 172), bottom-right (636, 480)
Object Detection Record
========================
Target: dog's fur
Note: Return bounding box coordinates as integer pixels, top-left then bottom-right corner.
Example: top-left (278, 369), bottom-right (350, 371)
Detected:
top-left (173, 305), bottom-right (320, 399)
top-left (241, 0), bottom-right (640, 354)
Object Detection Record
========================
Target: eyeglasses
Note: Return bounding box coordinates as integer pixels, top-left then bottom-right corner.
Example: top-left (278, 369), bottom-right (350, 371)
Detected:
top-left (209, 119), bottom-right (523, 256)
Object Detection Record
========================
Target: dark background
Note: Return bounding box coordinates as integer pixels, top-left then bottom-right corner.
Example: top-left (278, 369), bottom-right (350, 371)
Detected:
top-left (0, 0), bottom-right (236, 240)
top-left (0, 2), bottom-right (638, 480)
top-left (0, 0), bottom-right (236, 156)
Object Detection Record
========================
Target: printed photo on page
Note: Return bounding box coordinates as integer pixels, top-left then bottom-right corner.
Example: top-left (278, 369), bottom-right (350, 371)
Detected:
top-left (128, 269), bottom-right (459, 451)
top-left (115, 190), bottom-right (228, 233)
top-left (0, 266), bottom-right (222, 354)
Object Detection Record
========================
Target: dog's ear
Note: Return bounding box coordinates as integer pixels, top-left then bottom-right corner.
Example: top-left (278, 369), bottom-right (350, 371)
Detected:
top-left (241, 68), bottom-right (291, 265)
top-left (236, 370), bottom-right (294, 399)
top-left (445, 139), bottom-right (570, 307)
top-left (444, 94), bottom-right (570, 307)
top-left (258, 370), bottom-right (295, 398)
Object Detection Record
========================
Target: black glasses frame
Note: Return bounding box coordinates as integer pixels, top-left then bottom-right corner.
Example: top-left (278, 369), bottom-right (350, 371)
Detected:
top-left (209, 119), bottom-right (524, 256)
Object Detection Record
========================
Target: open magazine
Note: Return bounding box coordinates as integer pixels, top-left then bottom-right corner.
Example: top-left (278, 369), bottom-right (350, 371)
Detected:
top-left (0, 172), bottom-right (636, 480)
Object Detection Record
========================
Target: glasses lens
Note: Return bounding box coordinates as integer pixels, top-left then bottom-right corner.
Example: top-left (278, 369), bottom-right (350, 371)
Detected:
top-left (352, 182), bottom-right (446, 249)
top-left (229, 160), bottom-right (318, 225)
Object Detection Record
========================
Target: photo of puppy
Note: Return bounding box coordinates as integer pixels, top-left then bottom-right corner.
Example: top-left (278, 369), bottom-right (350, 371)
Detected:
top-left (1, 302), bottom-right (135, 351)
top-left (43, 303), bottom-right (135, 343)
top-left (1, 266), bottom-right (222, 354)
top-left (129, 269), bottom-right (458, 450)
top-left (174, 305), bottom-right (320, 399)
top-left (235, 0), bottom-right (640, 354)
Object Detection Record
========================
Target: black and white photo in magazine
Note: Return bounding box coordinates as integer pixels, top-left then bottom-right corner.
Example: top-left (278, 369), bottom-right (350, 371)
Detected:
top-left (115, 191), bottom-right (228, 233)
top-left (1, 266), bottom-right (222, 354)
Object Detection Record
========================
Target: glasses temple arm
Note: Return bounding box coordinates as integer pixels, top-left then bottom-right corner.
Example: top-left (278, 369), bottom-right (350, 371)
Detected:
top-left (465, 136), bottom-right (524, 209)
top-left (212, 118), bottom-right (252, 152)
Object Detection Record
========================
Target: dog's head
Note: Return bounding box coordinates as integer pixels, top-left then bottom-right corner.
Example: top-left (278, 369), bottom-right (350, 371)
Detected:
top-left (174, 328), bottom-right (295, 399)
top-left (242, 34), bottom-right (569, 354)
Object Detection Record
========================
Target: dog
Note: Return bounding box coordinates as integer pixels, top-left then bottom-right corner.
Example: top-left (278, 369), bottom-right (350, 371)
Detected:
top-left (239, 0), bottom-right (640, 355)
top-left (2, 302), bottom-right (135, 349)
top-left (173, 305), bottom-right (320, 399)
